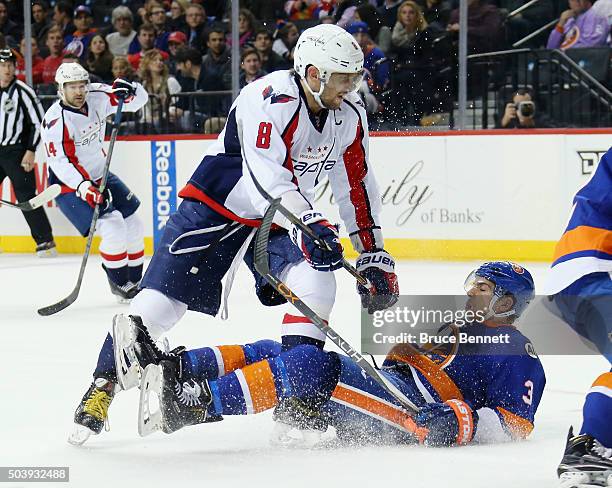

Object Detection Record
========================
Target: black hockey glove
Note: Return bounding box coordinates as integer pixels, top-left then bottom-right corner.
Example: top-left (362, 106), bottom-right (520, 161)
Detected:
top-left (356, 249), bottom-right (399, 314)
top-left (112, 78), bottom-right (136, 100)
top-left (405, 400), bottom-right (478, 447)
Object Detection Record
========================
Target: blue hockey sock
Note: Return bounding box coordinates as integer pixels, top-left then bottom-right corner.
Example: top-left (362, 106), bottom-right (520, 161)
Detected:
top-left (580, 371), bottom-right (612, 448)
top-left (93, 333), bottom-right (116, 380)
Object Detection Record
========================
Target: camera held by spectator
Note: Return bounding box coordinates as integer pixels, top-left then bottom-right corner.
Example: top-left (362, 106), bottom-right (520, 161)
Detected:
top-left (498, 88), bottom-right (552, 129)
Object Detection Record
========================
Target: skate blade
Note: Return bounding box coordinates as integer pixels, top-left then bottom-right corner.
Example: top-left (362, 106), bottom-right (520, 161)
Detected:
top-left (37, 249), bottom-right (58, 258)
top-left (559, 470), bottom-right (612, 487)
top-left (114, 296), bottom-right (132, 305)
top-left (112, 314), bottom-right (140, 390)
top-left (138, 364), bottom-right (164, 437)
top-left (269, 422), bottom-right (322, 449)
top-left (67, 424), bottom-right (94, 446)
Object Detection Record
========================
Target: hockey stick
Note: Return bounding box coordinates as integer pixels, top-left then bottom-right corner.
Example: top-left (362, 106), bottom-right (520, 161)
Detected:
top-left (38, 99), bottom-right (125, 316)
top-left (254, 199), bottom-right (420, 415)
top-left (0, 184), bottom-right (61, 211)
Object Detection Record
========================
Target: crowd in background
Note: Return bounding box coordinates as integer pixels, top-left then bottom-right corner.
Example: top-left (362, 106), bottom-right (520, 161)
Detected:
top-left (0, 0), bottom-right (610, 130)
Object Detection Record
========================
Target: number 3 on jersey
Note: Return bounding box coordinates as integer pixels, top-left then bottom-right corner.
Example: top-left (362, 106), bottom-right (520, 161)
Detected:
top-left (256, 122), bottom-right (272, 149)
top-left (45, 142), bottom-right (57, 157)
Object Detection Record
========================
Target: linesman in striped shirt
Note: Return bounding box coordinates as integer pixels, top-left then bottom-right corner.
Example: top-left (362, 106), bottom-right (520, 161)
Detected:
top-left (0, 48), bottom-right (56, 256)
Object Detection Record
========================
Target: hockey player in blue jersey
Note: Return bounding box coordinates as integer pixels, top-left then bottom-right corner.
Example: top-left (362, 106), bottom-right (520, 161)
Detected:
top-left (68, 23), bottom-right (399, 445)
top-left (544, 147), bottom-right (612, 487)
top-left (125, 261), bottom-right (545, 447)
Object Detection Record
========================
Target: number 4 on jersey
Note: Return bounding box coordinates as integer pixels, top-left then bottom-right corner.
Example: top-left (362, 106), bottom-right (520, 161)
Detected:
top-left (45, 142), bottom-right (57, 157)
top-left (256, 122), bottom-right (272, 149)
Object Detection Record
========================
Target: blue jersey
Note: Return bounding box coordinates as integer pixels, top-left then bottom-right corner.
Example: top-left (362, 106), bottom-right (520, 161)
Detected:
top-left (383, 323), bottom-right (546, 441)
top-left (545, 147), bottom-right (612, 295)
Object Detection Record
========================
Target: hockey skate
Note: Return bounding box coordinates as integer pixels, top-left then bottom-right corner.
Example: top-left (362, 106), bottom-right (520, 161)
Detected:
top-left (558, 427), bottom-right (612, 487)
top-left (138, 361), bottom-right (221, 437)
top-left (102, 265), bottom-right (140, 304)
top-left (35, 240), bottom-right (57, 258)
top-left (68, 378), bottom-right (116, 446)
top-left (270, 397), bottom-right (328, 448)
top-left (113, 314), bottom-right (183, 390)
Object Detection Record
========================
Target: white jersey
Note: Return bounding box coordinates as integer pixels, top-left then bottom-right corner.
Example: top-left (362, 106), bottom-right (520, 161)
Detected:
top-left (179, 70), bottom-right (384, 252)
top-left (40, 82), bottom-right (148, 190)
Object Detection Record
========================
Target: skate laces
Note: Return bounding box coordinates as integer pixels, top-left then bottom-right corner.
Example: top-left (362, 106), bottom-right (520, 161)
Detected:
top-left (592, 439), bottom-right (612, 459)
top-left (84, 390), bottom-right (112, 421)
top-left (174, 380), bottom-right (204, 407)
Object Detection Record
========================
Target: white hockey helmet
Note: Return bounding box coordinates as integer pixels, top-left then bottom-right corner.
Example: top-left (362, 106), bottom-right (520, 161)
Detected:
top-left (294, 23), bottom-right (364, 108)
top-left (55, 62), bottom-right (90, 103)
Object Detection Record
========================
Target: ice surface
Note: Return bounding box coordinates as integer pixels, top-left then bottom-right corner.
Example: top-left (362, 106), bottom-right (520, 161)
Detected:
top-left (0, 255), bottom-right (608, 488)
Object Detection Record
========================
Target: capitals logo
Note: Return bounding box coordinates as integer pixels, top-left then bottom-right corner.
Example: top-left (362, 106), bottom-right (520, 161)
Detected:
top-left (262, 85), bottom-right (296, 104)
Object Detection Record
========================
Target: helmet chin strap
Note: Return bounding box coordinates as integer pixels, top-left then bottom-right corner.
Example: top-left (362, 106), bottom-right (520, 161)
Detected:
top-left (483, 294), bottom-right (516, 320)
top-left (302, 76), bottom-right (328, 110)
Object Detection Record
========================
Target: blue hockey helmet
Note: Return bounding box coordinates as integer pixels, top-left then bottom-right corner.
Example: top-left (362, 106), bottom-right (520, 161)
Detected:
top-left (464, 261), bottom-right (535, 319)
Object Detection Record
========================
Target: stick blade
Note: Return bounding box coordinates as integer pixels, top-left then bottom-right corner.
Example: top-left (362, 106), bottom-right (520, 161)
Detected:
top-left (22, 184), bottom-right (61, 211)
top-left (38, 289), bottom-right (78, 316)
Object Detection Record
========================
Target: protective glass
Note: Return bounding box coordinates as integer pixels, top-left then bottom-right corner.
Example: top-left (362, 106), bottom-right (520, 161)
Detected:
top-left (326, 70), bottom-right (364, 93)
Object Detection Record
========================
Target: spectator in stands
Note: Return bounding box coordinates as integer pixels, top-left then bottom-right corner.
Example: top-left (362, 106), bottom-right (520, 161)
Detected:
top-left (505, 0), bottom-right (554, 47)
top-left (447, 0), bottom-right (503, 54)
top-left (169, 0), bottom-right (189, 32)
top-left (183, 4), bottom-right (208, 53)
top-left (106, 6), bottom-right (138, 57)
top-left (128, 24), bottom-right (169, 71)
top-left (0, 32), bottom-right (4, 48)
top-left (201, 0), bottom-right (228, 20)
top-left (0, 0), bottom-right (20, 47)
top-left (391, 1), bottom-right (452, 124)
top-left (86, 34), bottom-right (114, 83)
top-left (334, 0), bottom-right (361, 28)
top-left (348, 21), bottom-right (390, 92)
top-left (547, 0), bottom-right (608, 49)
top-left (273, 21), bottom-right (299, 64)
top-left (379, 0), bottom-right (404, 28)
top-left (285, 0), bottom-right (319, 20)
top-left (233, 8), bottom-right (257, 49)
top-left (149, 1), bottom-right (171, 52)
top-left (592, 0), bottom-right (612, 29)
top-left (355, 4), bottom-right (392, 53)
top-left (246, 0), bottom-right (287, 21)
top-left (138, 49), bottom-right (181, 131)
top-left (64, 6), bottom-right (97, 60)
top-left (16, 37), bottom-right (44, 85)
top-left (42, 25), bottom-right (64, 84)
top-left (112, 56), bottom-right (138, 82)
top-left (497, 88), bottom-right (554, 128)
top-left (32, 1), bottom-right (52, 54)
top-left (202, 27), bottom-right (231, 90)
top-left (173, 46), bottom-right (207, 130)
top-left (167, 31), bottom-right (187, 75)
top-left (53, 1), bottom-right (75, 38)
top-left (240, 48), bottom-right (266, 87)
top-left (254, 29), bottom-right (290, 72)
top-left (417, 0), bottom-right (451, 32)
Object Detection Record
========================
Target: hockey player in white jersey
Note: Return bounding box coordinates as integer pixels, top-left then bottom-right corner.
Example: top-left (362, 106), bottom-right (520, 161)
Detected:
top-left (40, 63), bottom-right (149, 302)
top-left (68, 24), bottom-right (399, 445)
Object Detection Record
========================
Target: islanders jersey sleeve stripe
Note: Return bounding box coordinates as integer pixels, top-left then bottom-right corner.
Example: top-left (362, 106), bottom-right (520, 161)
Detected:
top-left (385, 352), bottom-right (463, 402)
top-left (239, 360), bottom-right (278, 413)
top-left (216, 345), bottom-right (247, 376)
top-left (496, 406), bottom-right (534, 438)
top-left (552, 225), bottom-right (612, 265)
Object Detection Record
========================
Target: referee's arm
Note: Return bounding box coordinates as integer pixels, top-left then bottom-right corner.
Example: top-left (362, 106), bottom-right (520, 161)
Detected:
top-left (17, 82), bottom-right (45, 170)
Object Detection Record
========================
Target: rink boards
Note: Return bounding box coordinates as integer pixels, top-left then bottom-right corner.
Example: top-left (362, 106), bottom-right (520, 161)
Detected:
top-left (0, 129), bottom-right (610, 261)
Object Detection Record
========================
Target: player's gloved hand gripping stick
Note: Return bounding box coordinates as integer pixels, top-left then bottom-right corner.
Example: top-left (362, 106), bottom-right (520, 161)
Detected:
top-left (38, 99), bottom-right (125, 316)
top-left (254, 199), bottom-right (420, 415)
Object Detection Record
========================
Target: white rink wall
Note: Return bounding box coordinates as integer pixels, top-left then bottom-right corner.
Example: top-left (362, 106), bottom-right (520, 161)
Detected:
top-left (0, 130), bottom-right (609, 260)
